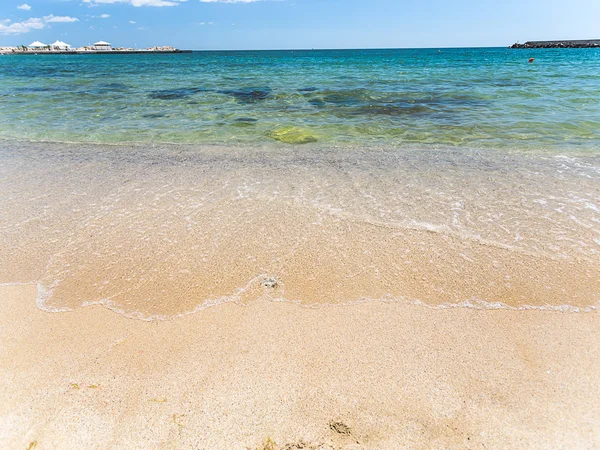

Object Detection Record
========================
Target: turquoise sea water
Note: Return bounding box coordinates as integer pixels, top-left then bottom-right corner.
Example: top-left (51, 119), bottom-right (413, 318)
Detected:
top-left (1, 47), bottom-right (600, 151)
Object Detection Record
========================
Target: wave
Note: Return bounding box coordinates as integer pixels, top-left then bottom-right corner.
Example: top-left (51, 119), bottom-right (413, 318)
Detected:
top-left (25, 279), bottom-right (598, 322)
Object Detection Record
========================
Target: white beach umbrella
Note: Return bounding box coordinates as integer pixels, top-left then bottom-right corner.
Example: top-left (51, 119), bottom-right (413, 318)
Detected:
top-left (94, 41), bottom-right (111, 46)
top-left (51, 40), bottom-right (71, 49)
top-left (28, 41), bottom-right (47, 48)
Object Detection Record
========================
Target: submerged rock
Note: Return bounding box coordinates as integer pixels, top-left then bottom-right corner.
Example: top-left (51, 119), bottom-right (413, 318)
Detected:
top-left (268, 126), bottom-right (318, 144)
top-left (232, 117), bottom-right (258, 127)
top-left (220, 87), bottom-right (271, 103)
top-left (148, 87), bottom-right (208, 100)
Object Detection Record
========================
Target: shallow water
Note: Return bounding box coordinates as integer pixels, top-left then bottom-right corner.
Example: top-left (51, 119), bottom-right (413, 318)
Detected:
top-left (2, 48), bottom-right (599, 318)
top-left (1, 48), bottom-right (600, 151)
top-left (1, 141), bottom-right (598, 319)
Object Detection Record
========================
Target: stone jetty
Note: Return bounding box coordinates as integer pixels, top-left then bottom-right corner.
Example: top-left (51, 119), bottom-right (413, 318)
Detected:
top-left (510, 40), bottom-right (600, 49)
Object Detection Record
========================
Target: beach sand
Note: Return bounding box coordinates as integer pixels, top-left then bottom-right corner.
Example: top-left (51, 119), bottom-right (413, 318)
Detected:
top-left (1, 283), bottom-right (599, 449)
top-left (1, 142), bottom-right (599, 448)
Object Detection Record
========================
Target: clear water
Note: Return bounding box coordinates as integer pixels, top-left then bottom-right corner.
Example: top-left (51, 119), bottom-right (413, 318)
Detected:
top-left (1, 48), bottom-right (599, 319)
top-left (1, 48), bottom-right (600, 151)
top-left (1, 141), bottom-right (599, 318)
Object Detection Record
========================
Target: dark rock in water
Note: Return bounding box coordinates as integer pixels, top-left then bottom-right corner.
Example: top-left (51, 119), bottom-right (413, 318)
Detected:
top-left (235, 117), bottom-right (258, 123)
top-left (307, 98), bottom-right (326, 107)
top-left (304, 89), bottom-right (371, 108)
top-left (219, 87), bottom-right (272, 103)
top-left (298, 87), bottom-right (319, 92)
top-left (262, 277), bottom-right (278, 288)
top-left (321, 89), bottom-right (368, 107)
top-left (232, 121), bottom-right (256, 128)
top-left (148, 87), bottom-right (208, 100)
top-left (268, 126), bottom-right (318, 144)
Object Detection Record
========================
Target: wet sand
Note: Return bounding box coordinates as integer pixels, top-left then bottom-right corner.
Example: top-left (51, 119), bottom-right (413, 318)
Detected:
top-left (1, 142), bottom-right (599, 318)
top-left (1, 283), bottom-right (599, 449)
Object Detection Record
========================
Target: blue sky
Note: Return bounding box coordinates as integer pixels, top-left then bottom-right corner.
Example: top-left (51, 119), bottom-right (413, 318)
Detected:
top-left (1, 0), bottom-right (599, 49)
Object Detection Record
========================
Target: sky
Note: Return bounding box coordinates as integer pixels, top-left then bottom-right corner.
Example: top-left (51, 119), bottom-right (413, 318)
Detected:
top-left (1, 0), bottom-right (599, 50)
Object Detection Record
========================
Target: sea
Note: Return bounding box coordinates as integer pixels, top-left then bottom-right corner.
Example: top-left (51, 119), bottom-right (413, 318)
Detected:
top-left (0, 48), bottom-right (599, 319)
top-left (1, 48), bottom-right (600, 149)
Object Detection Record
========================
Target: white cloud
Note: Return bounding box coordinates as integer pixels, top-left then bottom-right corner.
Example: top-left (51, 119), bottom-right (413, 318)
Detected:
top-left (17, 3), bottom-right (31, 10)
top-left (129, 20), bottom-right (136, 24)
top-left (0, 17), bottom-right (44, 34)
top-left (83, 0), bottom-right (187, 6)
top-left (0, 15), bottom-right (79, 34)
top-left (100, 14), bottom-right (110, 18)
top-left (43, 15), bottom-right (80, 23)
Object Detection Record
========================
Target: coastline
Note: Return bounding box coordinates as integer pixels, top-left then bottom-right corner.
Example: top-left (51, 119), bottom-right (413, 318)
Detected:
top-left (510, 39), bottom-right (600, 49)
top-left (2, 139), bottom-right (599, 319)
top-left (2, 283), bottom-right (599, 449)
top-left (0, 50), bottom-right (192, 56)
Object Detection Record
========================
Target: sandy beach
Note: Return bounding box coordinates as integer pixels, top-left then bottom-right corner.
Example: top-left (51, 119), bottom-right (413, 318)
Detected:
top-left (1, 140), bottom-right (600, 448)
top-left (1, 283), bottom-right (599, 449)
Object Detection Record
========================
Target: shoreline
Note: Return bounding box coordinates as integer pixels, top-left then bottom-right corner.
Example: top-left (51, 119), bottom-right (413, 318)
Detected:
top-left (1, 135), bottom-right (599, 159)
top-left (0, 50), bottom-right (192, 56)
top-left (1, 284), bottom-right (599, 449)
top-left (2, 139), bottom-right (599, 320)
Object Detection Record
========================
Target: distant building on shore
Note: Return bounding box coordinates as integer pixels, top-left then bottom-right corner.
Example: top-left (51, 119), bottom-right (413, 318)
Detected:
top-left (0, 41), bottom-right (189, 55)
top-left (94, 41), bottom-right (112, 51)
top-left (28, 41), bottom-right (48, 49)
top-left (51, 40), bottom-right (71, 50)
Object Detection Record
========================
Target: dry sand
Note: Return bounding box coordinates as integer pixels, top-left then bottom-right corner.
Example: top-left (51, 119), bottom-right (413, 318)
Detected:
top-left (1, 284), bottom-right (599, 449)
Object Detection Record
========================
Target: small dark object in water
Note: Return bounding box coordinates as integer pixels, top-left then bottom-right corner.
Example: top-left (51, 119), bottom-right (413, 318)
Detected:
top-left (262, 277), bottom-right (278, 288)
top-left (235, 117), bottom-right (258, 123)
top-left (298, 87), bottom-right (319, 92)
top-left (529, 58), bottom-right (535, 63)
